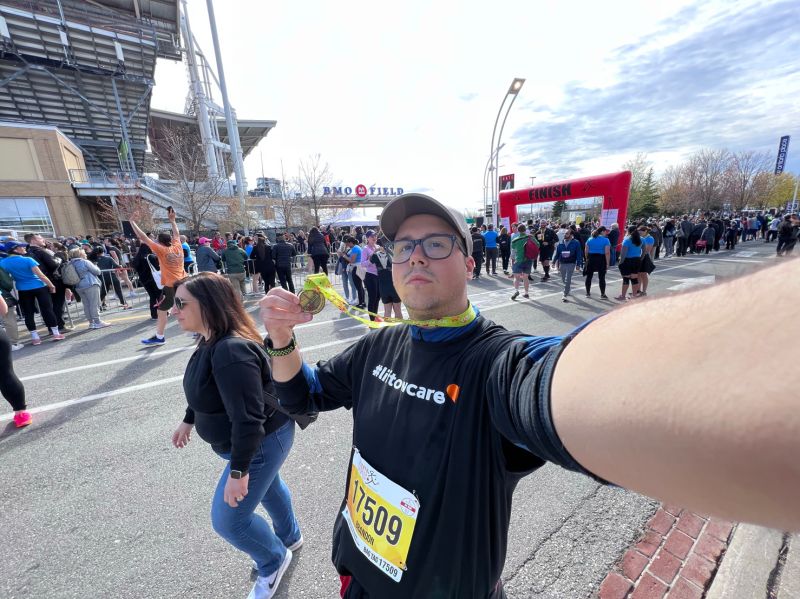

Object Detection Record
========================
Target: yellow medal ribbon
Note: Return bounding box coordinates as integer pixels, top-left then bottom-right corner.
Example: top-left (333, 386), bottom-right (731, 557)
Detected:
top-left (300, 273), bottom-right (477, 329)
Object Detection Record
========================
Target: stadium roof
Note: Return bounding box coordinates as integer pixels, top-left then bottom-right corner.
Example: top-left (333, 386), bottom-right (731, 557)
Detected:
top-left (0, 0), bottom-right (181, 172)
top-left (148, 108), bottom-right (277, 175)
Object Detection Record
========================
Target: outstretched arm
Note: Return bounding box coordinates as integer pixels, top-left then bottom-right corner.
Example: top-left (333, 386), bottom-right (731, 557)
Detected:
top-left (551, 260), bottom-right (800, 531)
top-left (130, 220), bottom-right (152, 246)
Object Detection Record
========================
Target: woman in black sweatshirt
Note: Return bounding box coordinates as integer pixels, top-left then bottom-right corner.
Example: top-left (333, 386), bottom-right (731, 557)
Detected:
top-left (170, 273), bottom-right (301, 597)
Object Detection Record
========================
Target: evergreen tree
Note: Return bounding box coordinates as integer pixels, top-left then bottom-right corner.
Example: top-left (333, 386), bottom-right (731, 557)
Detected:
top-left (552, 200), bottom-right (567, 219)
top-left (632, 168), bottom-right (659, 218)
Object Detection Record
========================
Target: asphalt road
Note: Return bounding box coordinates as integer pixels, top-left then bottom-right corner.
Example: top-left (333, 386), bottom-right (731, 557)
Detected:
top-left (0, 242), bottom-right (781, 599)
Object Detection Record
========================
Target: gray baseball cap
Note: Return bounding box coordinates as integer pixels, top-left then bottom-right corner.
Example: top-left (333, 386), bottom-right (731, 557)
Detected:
top-left (379, 193), bottom-right (473, 255)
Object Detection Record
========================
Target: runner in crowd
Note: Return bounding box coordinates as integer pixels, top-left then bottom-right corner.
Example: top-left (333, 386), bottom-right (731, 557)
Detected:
top-left (180, 235), bottom-right (195, 274)
top-left (637, 225), bottom-right (656, 297)
top-left (482, 223), bottom-right (499, 275)
top-left (583, 226), bottom-right (611, 299)
top-left (776, 214), bottom-right (799, 256)
top-left (259, 192), bottom-right (799, 599)
top-left (345, 236), bottom-right (365, 308)
top-left (195, 236), bottom-right (222, 274)
top-left (0, 241), bottom-right (64, 345)
top-left (0, 259), bottom-right (22, 351)
top-left (336, 236), bottom-right (356, 304)
top-left (533, 222), bottom-right (557, 282)
top-left (0, 295), bottom-right (29, 427)
top-left (497, 226), bottom-right (511, 275)
top-left (89, 246), bottom-right (132, 311)
top-left (170, 272), bottom-right (303, 599)
top-left (360, 231), bottom-right (380, 320)
top-left (608, 222), bottom-right (620, 266)
top-left (615, 226), bottom-right (643, 301)
top-left (308, 226), bottom-right (331, 276)
top-left (272, 233), bottom-right (297, 294)
top-left (470, 227), bottom-right (485, 279)
top-left (131, 239), bottom-right (161, 320)
top-left (370, 241), bottom-right (402, 319)
top-left (130, 207), bottom-right (186, 346)
top-left (553, 227), bottom-right (583, 302)
top-left (699, 221), bottom-right (716, 255)
top-left (766, 214), bottom-right (781, 242)
top-left (24, 233), bottom-right (70, 331)
top-left (510, 224), bottom-right (534, 300)
top-left (222, 239), bottom-right (249, 299)
top-left (69, 248), bottom-right (111, 329)
top-left (252, 234), bottom-right (276, 293)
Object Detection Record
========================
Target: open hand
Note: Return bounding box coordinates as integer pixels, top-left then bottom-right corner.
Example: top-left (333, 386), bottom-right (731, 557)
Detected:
top-left (172, 422), bottom-right (193, 448)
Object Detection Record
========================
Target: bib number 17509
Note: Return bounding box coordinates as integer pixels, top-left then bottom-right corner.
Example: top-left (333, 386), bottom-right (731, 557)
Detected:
top-left (343, 449), bottom-right (420, 582)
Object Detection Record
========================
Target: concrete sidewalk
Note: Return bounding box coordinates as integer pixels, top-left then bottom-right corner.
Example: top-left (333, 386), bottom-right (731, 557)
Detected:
top-left (706, 526), bottom-right (798, 599)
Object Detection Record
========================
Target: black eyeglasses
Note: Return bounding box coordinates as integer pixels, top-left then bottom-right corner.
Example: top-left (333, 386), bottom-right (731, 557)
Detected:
top-left (174, 297), bottom-right (193, 311)
top-left (387, 234), bottom-right (465, 264)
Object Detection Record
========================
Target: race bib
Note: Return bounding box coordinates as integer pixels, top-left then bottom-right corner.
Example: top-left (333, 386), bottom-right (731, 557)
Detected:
top-left (343, 448), bottom-right (420, 582)
top-left (561, 250), bottom-right (571, 259)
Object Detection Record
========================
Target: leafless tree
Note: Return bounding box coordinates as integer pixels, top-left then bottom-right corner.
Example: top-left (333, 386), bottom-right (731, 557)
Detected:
top-left (688, 148), bottom-right (730, 210)
top-left (725, 150), bottom-right (772, 210)
top-left (150, 128), bottom-right (230, 236)
top-left (96, 179), bottom-right (155, 233)
top-left (298, 153), bottom-right (334, 227)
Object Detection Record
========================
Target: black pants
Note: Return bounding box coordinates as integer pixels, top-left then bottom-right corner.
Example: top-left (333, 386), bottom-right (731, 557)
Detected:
top-left (500, 249), bottom-right (510, 271)
top-left (766, 230), bottom-right (777, 242)
top-left (676, 237), bottom-right (688, 256)
top-left (18, 286), bottom-right (57, 332)
top-left (364, 272), bottom-right (380, 320)
top-left (52, 282), bottom-right (67, 327)
top-left (142, 279), bottom-right (161, 319)
top-left (350, 271), bottom-right (365, 305)
top-left (584, 254), bottom-right (607, 295)
top-left (0, 328), bottom-right (25, 411)
top-left (276, 266), bottom-right (295, 293)
top-left (472, 253), bottom-right (484, 277)
top-left (777, 237), bottom-right (796, 256)
top-left (259, 267), bottom-right (276, 291)
top-left (312, 255), bottom-right (329, 276)
top-left (100, 272), bottom-right (126, 305)
top-left (485, 248), bottom-right (498, 273)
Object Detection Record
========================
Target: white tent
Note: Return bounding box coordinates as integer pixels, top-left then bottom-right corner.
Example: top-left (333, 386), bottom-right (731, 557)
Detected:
top-left (324, 209), bottom-right (379, 227)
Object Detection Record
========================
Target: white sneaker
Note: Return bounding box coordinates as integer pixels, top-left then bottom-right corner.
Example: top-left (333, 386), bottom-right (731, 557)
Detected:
top-left (90, 321), bottom-right (112, 329)
top-left (287, 534), bottom-right (304, 551)
top-left (248, 549), bottom-right (292, 599)
top-left (10, 343), bottom-right (24, 351)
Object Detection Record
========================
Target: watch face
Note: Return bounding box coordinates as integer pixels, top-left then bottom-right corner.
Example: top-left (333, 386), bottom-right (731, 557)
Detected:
top-left (230, 470), bottom-right (243, 479)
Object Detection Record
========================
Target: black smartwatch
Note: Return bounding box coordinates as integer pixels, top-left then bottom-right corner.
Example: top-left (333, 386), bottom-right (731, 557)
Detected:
top-left (230, 469), bottom-right (246, 479)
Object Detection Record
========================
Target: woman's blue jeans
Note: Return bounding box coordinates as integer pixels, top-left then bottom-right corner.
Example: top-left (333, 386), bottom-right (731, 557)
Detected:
top-left (211, 421), bottom-right (301, 577)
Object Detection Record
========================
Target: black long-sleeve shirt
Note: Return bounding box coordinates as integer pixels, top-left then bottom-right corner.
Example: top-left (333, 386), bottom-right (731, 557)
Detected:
top-left (274, 313), bottom-right (598, 598)
top-left (182, 335), bottom-right (288, 472)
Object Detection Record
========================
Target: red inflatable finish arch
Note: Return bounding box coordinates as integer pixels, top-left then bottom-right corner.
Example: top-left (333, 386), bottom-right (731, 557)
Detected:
top-left (498, 171), bottom-right (632, 244)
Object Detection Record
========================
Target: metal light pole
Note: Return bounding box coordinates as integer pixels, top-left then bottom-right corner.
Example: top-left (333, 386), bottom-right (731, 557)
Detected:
top-left (206, 0), bottom-right (249, 234)
top-left (483, 143), bottom-right (505, 219)
top-left (489, 78), bottom-right (525, 226)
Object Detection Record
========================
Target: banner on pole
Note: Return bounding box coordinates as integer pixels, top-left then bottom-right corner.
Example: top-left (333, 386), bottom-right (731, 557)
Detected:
top-left (774, 135), bottom-right (790, 174)
top-left (499, 174), bottom-right (515, 190)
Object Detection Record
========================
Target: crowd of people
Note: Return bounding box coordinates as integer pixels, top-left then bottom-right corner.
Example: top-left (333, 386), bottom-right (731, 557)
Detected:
top-left (1, 197), bottom-right (799, 599)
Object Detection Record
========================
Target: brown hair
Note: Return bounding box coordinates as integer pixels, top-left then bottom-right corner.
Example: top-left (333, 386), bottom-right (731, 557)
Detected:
top-left (174, 272), bottom-right (262, 345)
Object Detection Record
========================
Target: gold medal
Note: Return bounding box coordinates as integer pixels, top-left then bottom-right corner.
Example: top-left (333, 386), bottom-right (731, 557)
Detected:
top-left (298, 289), bottom-right (325, 314)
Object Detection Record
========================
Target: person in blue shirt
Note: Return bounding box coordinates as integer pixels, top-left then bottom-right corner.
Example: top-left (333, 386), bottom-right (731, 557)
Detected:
top-left (584, 226), bottom-right (611, 298)
top-left (180, 235), bottom-right (195, 274)
top-left (616, 227), bottom-right (643, 300)
top-left (638, 226), bottom-right (656, 297)
top-left (481, 224), bottom-right (499, 275)
top-left (0, 241), bottom-right (64, 345)
top-left (345, 236), bottom-right (365, 308)
top-left (553, 229), bottom-right (583, 302)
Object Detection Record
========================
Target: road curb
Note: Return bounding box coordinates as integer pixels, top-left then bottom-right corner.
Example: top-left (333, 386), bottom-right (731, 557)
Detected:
top-left (596, 505), bottom-right (735, 598)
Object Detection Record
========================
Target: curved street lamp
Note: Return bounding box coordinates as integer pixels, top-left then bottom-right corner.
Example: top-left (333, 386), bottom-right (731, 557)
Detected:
top-left (489, 77), bottom-right (525, 225)
top-left (483, 142), bottom-right (505, 219)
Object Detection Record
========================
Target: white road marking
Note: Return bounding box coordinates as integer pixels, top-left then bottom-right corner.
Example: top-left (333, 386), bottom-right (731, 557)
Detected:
top-left (18, 346), bottom-right (192, 382)
top-left (667, 276), bottom-right (716, 292)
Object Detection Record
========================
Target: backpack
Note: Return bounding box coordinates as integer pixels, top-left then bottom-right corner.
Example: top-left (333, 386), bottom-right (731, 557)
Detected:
top-left (0, 266), bottom-right (13, 293)
top-left (59, 260), bottom-right (81, 286)
top-left (524, 237), bottom-right (540, 260)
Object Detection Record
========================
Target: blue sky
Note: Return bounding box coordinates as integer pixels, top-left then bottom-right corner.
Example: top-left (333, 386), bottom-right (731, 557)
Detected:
top-left (152, 0), bottom-right (800, 211)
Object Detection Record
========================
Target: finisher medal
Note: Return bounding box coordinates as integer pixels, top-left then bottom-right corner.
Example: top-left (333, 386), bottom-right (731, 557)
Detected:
top-left (298, 289), bottom-right (325, 314)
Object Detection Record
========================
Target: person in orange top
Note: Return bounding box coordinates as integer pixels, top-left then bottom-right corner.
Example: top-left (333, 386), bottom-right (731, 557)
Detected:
top-left (130, 207), bottom-right (186, 345)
